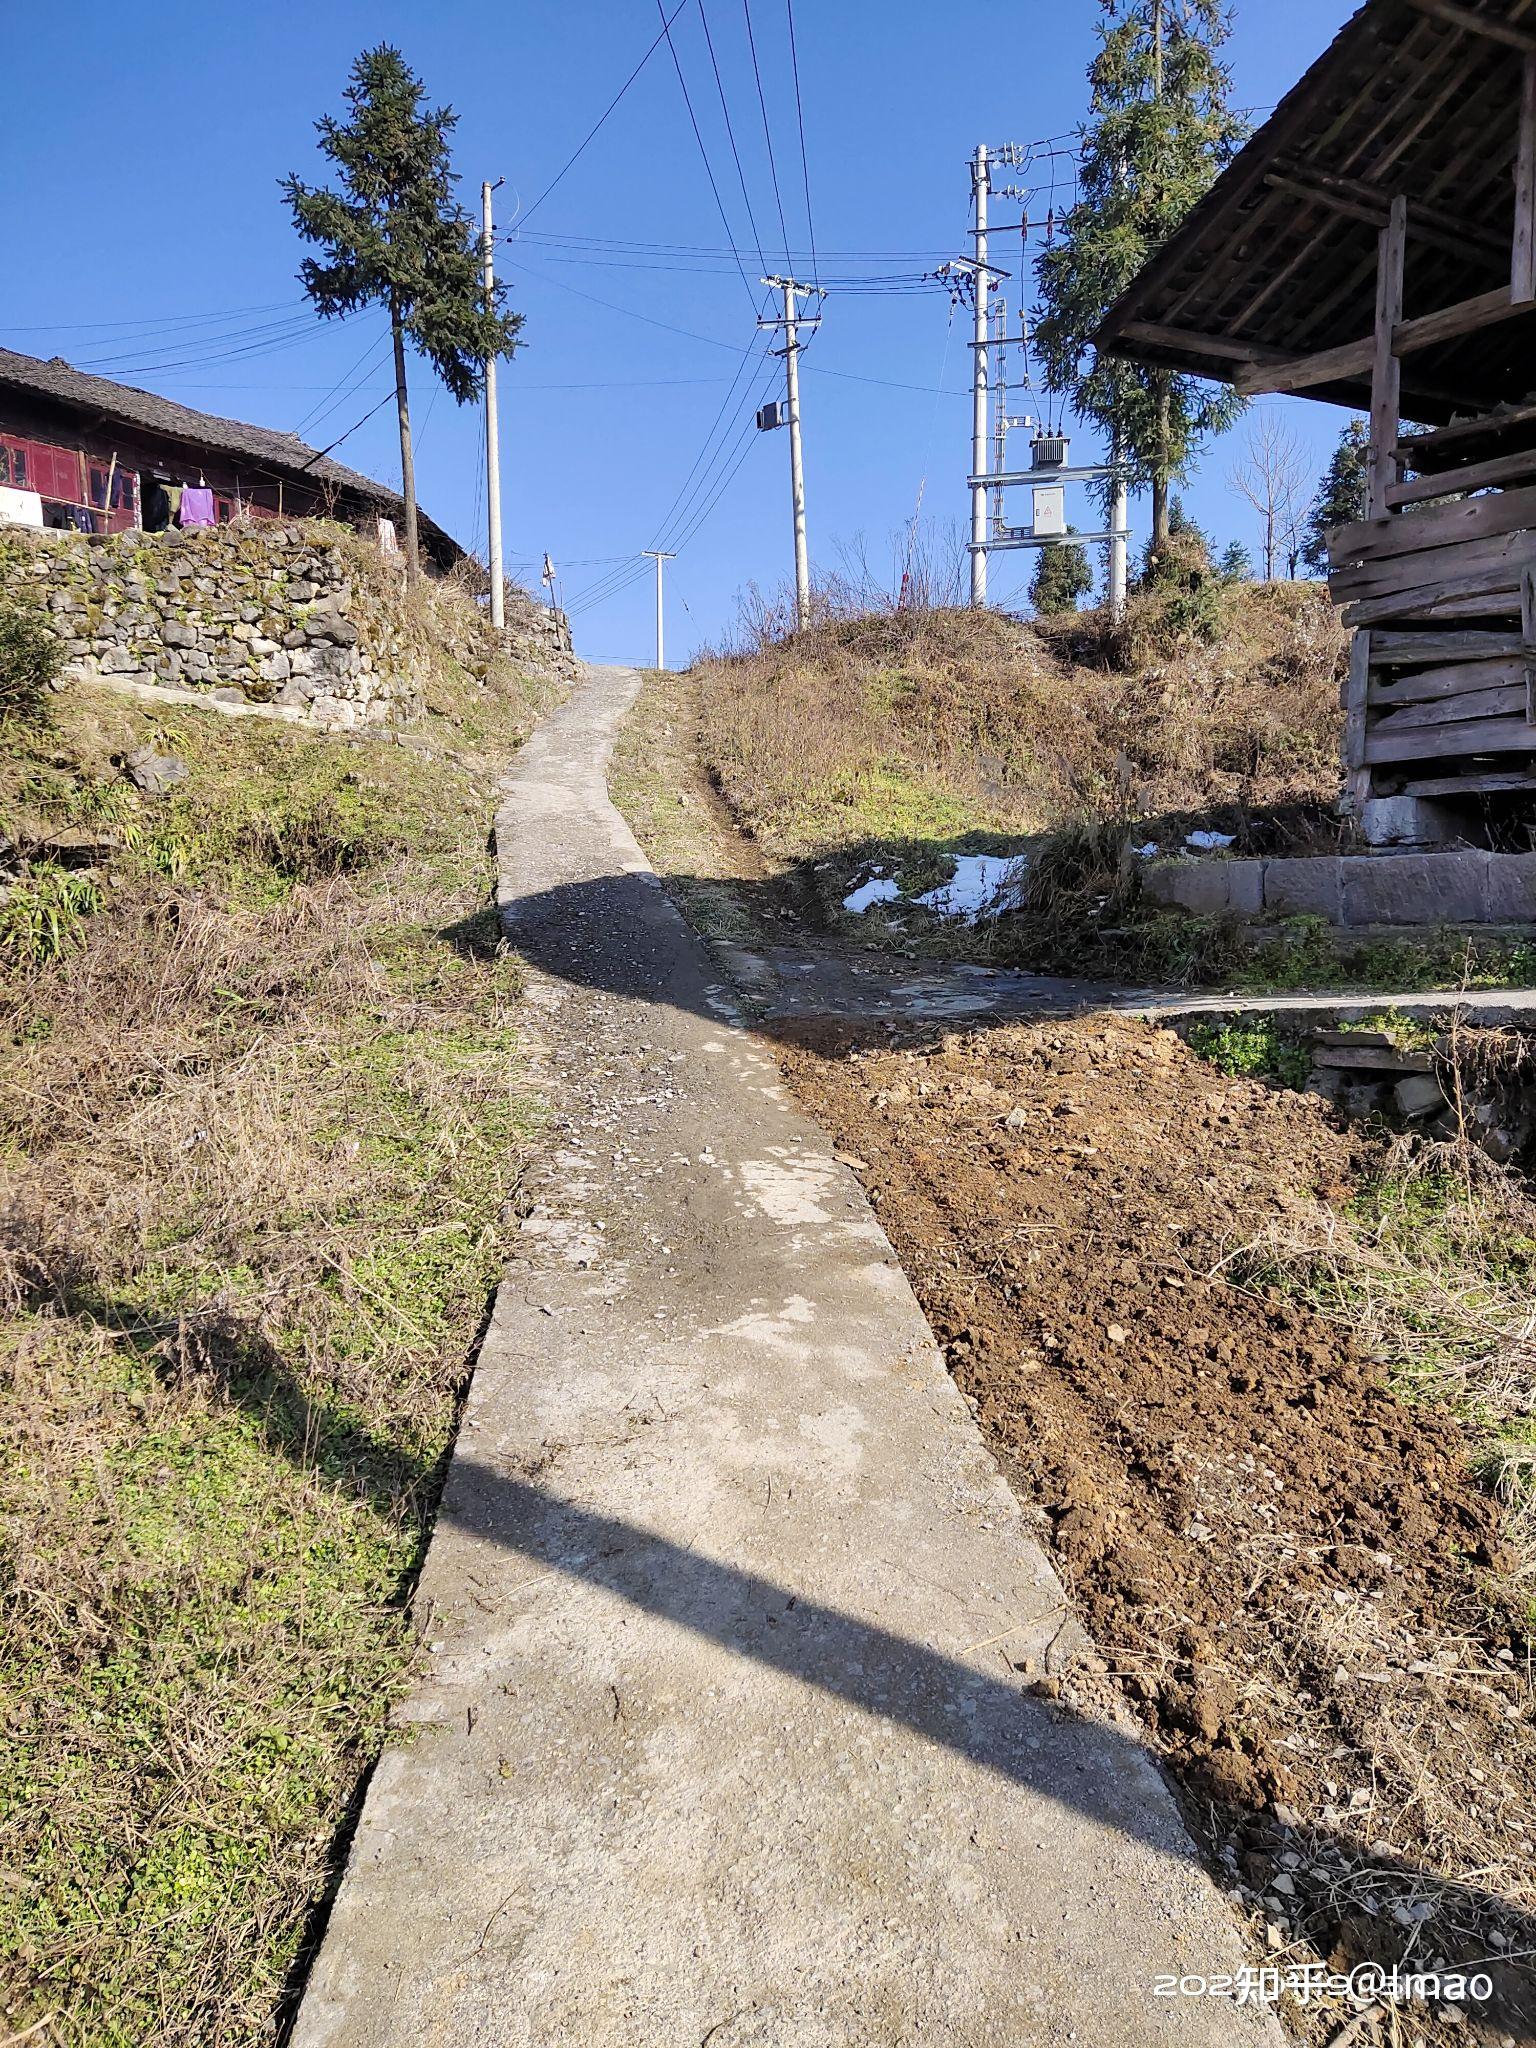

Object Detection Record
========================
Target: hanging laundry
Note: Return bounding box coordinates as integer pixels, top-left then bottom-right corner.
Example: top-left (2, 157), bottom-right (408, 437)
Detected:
top-left (0, 486), bottom-right (44, 528)
top-left (178, 487), bottom-right (216, 528)
top-left (377, 516), bottom-right (398, 554)
top-left (70, 505), bottom-right (95, 533)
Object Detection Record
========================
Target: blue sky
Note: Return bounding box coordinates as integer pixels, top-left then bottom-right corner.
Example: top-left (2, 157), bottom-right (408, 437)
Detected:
top-left (2, 0), bottom-right (1358, 661)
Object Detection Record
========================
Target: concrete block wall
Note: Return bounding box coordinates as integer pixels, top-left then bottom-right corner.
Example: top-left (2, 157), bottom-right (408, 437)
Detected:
top-left (1144, 850), bottom-right (1536, 927)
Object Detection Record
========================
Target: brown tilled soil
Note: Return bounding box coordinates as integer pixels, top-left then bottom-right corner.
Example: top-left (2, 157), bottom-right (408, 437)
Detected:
top-left (777, 1014), bottom-right (1536, 2046)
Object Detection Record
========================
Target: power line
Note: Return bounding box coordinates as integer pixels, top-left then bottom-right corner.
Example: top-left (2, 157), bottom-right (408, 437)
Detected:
top-left (2, 300), bottom-right (306, 339)
top-left (742, 0), bottom-right (793, 271)
top-left (657, 0), bottom-right (761, 313)
top-left (564, 345), bottom-right (774, 616)
top-left (784, 0), bottom-right (818, 290)
top-left (698, 1), bottom-right (770, 280)
top-left (514, 230), bottom-right (949, 259)
top-left (70, 313), bottom-right (322, 372)
top-left (299, 386), bottom-right (397, 467)
top-left (294, 325), bottom-right (390, 436)
top-left (519, 0), bottom-right (693, 228)
top-left (504, 259), bottom-right (964, 391)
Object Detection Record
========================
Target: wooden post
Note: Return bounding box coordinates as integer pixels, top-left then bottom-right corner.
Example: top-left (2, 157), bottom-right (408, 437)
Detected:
top-left (1350, 195), bottom-right (1408, 818)
top-left (1343, 626), bottom-right (1374, 815)
top-left (1514, 53), bottom-right (1536, 303)
top-left (1369, 195), bottom-right (1407, 518)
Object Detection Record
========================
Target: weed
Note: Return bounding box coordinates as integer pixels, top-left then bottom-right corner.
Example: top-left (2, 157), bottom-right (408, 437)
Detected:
top-left (0, 865), bottom-right (102, 966)
top-left (1188, 1017), bottom-right (1312, 1089)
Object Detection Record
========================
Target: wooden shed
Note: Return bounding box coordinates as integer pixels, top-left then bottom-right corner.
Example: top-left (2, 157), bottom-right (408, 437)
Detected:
top-left (1098, 0), bottom-right (1536, 838)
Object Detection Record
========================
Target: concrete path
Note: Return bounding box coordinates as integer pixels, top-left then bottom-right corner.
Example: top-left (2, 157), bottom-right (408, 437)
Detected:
top-left (293, 666), bottom-right (1280, 2048)
top-left (711, 936), bottom-right (1536, 1032)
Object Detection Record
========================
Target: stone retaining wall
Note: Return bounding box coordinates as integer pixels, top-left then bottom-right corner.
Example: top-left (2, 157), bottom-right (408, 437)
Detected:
top-left (0, 521), bottom-right (574, 730)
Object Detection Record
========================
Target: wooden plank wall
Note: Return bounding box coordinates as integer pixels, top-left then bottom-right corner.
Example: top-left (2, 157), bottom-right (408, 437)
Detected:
top-left (1329, 475), bottom-right (1536, 795)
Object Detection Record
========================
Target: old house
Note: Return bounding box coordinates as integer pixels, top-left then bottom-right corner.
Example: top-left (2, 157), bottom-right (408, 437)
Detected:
top-left (0, 346), bottom-right (461, 570)
top-left (1099, 0), bottom-right (1536, 846)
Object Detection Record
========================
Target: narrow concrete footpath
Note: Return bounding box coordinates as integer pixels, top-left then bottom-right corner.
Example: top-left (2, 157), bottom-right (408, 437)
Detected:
top-left (293, 667), bottom-right (1281, 2048)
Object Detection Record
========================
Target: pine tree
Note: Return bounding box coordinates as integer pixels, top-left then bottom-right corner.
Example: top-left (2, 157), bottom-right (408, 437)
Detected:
top-left (284, 47), bottom-right (522, 585)
top-left (1218, 537), bottom-right (1252, 582)
top-left (1029, 532), bottom-right (1094, 615)
top-left (1033, 0), bottom-right (1248, 562)
top-left (1301, 417), bottom-right (1368, 575)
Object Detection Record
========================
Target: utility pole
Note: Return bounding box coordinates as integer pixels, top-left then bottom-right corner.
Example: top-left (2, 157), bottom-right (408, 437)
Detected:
top-left (1109, 448), bottom-right (1129, 620)
top-left (759, 276), bottom-right (823, 632)
top-left (481, 179), bottom-right (505, 632)
top-left (641, 549), bottom-right (675, 670)
top-left (969, 143), bottom-right (991, 606)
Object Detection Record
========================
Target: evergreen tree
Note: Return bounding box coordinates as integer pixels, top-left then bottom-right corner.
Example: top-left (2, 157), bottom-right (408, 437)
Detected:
top-left (1033, 0), bottom-right (1248, 563)
top-left (1301, 417), bottom-right (1369, 575)
top-left (1029, 532), bottom-right (1094, 615)
top-left (1218, 537), bottom-right (1252, 581)
top-left (284, 47), bottom-right (521, 585)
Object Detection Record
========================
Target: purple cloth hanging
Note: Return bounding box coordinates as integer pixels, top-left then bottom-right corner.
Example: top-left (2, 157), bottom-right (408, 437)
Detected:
top-left (178, 487), bottom-right (216, 528)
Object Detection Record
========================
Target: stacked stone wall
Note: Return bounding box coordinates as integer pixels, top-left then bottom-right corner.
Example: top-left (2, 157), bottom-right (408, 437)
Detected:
top-left (0, 521), bottom-right (575, 729)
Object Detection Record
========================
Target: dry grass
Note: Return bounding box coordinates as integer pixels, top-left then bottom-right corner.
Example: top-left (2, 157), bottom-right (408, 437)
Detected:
top-left (0, 643), bottom-right (556, 2043)
top-left (690, 585), bottom-right (1345, 863)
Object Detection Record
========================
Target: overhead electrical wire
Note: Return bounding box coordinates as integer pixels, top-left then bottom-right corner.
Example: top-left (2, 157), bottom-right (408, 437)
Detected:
top-left (784, 0), bottom-right (818, 291)
top-left (518, 0), bottom-right (694, 228)
top-left (697, 1), bottom-right (771, 282)
top-left (2, 300), bottom-right (307, 339)
top-left (656, 0), bottom-right (761, 313)
top-left (293, 326), bottom-right (391, 437)
top-left (298, 386), bottom-right (397, 467)
top-left (71, 313), bottom-right (320, 369)
top-left (513, 230), bottom-right (949, 260)
top-left (742, 0), bottom-right (793, 274)
top-left (563, 349), bottom-right (765, 614)
top-left (565, 338), bottom-right (778, 618)
top-left (505, 260), bottom-right (965, 391)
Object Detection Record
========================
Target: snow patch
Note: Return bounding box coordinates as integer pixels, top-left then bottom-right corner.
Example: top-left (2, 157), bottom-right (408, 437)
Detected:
top-left (916, 854), bottom-right (1025, 924)
top-left (843, 874), bottom-right (901, 914)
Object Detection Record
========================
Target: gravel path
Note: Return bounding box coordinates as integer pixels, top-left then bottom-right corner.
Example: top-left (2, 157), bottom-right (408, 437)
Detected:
top-left (291, 665), bottom-right (1281, 2048)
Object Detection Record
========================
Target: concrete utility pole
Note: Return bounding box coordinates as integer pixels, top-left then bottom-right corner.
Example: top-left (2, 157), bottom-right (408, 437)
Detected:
top-left (641, 549), bottom-right (675, 670)
top-left (970, 143), bottom-right (991, 606)
top-left (481, 179), bottom-right (505, 632)
top-left (1109, 442), bottom-right (1129, 620)
top-left (760, 276), bottom-right (822, 632)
